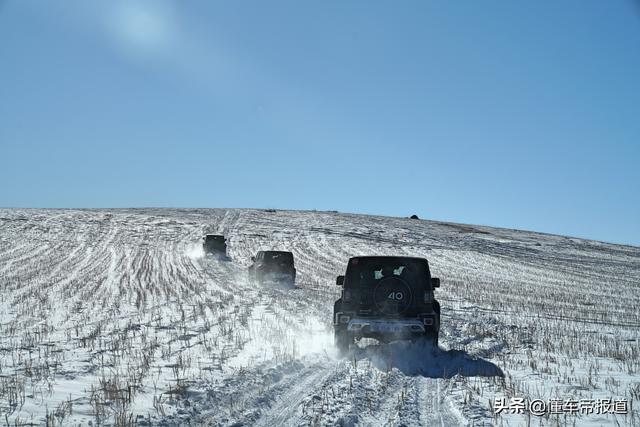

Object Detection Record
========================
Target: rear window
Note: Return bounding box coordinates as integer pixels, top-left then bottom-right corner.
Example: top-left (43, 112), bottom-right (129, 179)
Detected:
top-left (345, 258), bottom-right (428, 287)
top-left (265, 252), bottom-right (293, 263)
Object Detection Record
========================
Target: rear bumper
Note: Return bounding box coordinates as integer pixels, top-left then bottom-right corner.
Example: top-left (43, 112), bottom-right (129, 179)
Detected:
top-left (348, 318), bottom-right (426, 334)
top-left (338, 317), bottom-right (438, 340)
top-left (334, 309), bottom-right (438, 333)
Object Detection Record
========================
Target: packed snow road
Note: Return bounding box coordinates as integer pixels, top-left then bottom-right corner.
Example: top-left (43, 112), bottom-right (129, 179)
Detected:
top-left (0, 209), bottom-right (638, 426)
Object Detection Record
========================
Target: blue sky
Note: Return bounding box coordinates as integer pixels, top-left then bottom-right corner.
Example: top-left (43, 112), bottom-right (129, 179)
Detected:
top-left (1, 1), bottom-right (639, 246)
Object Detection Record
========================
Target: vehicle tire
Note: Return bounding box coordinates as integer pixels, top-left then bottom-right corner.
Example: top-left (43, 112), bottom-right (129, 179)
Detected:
top-left (425, 331), bottom-right (439, 347)
top-left (334, 328), bottom-right (353, 354)
top-left (373, 277), bottom-right (412, 316)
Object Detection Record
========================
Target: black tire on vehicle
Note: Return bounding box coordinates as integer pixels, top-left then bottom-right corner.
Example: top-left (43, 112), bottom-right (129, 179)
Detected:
top-left (425, 331), bottom-right (439, 347)
top-left (373, 277), bottom-right (413, 316)
top-left (334, 329), bottom-right (353, 354)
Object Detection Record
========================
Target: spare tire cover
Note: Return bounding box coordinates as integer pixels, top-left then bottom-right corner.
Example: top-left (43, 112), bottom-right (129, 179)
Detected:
top-left (373, 277), bottom-right (412, 315)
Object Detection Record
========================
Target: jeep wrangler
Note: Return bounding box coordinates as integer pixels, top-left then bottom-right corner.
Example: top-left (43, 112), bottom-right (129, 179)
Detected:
top-left (203, 235), bottom-right (227, 256)
top-left (248, 251), bottom-right (296, 285)
top-left (333, 256), bottom-right (441, 352)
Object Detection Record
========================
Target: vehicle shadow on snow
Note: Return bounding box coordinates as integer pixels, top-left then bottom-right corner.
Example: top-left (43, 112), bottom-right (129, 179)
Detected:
top-left (356, 340), bottom-right (504, 378)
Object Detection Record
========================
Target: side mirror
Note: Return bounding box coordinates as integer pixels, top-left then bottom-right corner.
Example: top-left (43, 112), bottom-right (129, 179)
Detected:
top-left (251, 256), bottom-right (256, 262)
top-left (336, 275), bottom-right (344, 286)
top-left (431, 277), bottom-right (440, 288)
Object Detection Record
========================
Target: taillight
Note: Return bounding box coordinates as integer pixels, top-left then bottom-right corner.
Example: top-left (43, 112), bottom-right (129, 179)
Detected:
top-left (423, 290), bottom-right (434, 303)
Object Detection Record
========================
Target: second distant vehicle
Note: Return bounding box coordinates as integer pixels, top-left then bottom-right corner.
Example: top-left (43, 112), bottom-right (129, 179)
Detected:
top-left (248, 251), bottom-right (296, 285)
top-left (202, 234), bottom-right (227, 257)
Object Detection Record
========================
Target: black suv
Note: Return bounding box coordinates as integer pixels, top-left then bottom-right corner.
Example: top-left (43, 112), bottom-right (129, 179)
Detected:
top-left (248, 251), bottom-right (296, 285)
top-left (202, 235), bottom-right (227, 256)
top-left (333, 256), bottom-right (441, 352)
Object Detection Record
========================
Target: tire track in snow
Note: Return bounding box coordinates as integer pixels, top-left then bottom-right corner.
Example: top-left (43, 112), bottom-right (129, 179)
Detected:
top-left (252, 363), bottom-right (337, 427)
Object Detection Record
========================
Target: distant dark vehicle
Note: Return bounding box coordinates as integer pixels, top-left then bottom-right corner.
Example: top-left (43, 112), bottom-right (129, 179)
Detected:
top-left (248, 251), bottom-right (296, 285)
top-left (202, 234), bottom-right (227, 256)
top-left (409, 214), bottom-right (420, 219)
top-left (333, 256), bottom-right (441, 353)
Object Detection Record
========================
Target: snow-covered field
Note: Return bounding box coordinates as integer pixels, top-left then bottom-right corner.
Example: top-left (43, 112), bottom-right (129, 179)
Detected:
top-left (0, 208), bottom-right (638, 426)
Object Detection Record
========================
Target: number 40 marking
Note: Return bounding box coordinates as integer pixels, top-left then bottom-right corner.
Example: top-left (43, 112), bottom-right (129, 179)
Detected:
top-left (388, 292), bottom-right (403, 300)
